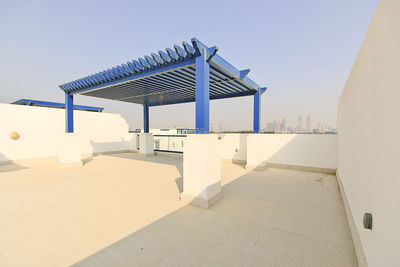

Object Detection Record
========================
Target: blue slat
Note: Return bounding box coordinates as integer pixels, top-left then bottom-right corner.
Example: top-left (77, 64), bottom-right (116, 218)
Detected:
top-left (117, 66), bottom-right (128, 76)
top-left (138, 58), bottom-right (150, 70)
top-left (144, 55), bottom-right (157, 68)
top-left (127, 62), bottom-right (139, 73)
top-left (174, 45), bottom-right (187, 59)
top-left (151, 53), bottom-right (164, 65)
top-left (133, 60), bottom-right (145, 71)
top-left (166, 48), bottom-right (179, 62)
top-left (122, 64), bottom-right (134, 75)
top-left (182, 41), bottom-right (195, 57)
top-left (158, 50), bottom-right (171, 64)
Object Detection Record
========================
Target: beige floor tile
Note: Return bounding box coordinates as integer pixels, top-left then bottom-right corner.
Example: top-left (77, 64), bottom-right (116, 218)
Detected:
top-left (0, 153), bottom-right (356, 266)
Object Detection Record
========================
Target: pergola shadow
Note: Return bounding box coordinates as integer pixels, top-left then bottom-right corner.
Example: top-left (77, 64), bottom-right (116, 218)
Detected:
top-left (70, 161), bottom-right (354, 266)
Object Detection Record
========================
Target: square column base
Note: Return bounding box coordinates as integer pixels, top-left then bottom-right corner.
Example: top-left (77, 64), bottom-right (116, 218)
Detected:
top-left (139, 133), bottom-right (154, 156)
top-left (182, 135), bottom-right (223, 209)
top-left (58, 133), bottom-right (83, 166)
top-left (180, 190), bottom-right (223, 209)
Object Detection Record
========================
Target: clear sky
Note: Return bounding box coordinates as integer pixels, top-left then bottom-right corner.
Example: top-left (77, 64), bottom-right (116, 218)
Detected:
top-left (0, 0), bottom-right (377, 131)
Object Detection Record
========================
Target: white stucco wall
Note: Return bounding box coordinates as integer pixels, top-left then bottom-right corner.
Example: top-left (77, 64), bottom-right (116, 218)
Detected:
top-left (218, 134), bottom-right (247, 161)
top-left (218, 133), bottom-right (336, 170)
top-left (0, 103), bottom-right (137, 162)
top-left (337, 0), bottom-right (400, 266)
top-left (264, 134), bottom-right (337, 169)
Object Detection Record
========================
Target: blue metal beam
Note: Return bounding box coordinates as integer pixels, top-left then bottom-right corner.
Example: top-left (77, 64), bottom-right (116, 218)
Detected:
top-left (11, 99), bottom-right (103, 112)
top-left (253, 90), bottom-right (260, 133)
top-left (195, 48), bottom-right (210, 134)
top-left (143, 104), bottom-right (149, 133)
top-left (65, 93), bottom-right (74, 133)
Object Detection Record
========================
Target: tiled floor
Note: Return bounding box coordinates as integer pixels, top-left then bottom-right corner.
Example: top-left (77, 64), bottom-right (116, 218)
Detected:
top-left (0, 153), bottom-right (357, 266)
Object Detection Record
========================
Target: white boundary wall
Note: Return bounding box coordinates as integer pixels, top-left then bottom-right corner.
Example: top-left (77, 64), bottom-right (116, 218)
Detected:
top-left (0, 103), bottom-right (138, 163)
top-left (337, 0), bottom-right (400, 266)
top-left (218, 133), bottom-right (337, 170)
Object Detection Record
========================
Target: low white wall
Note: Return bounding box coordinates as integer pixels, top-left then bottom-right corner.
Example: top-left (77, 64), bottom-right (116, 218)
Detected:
top-left (264, 134), bottom-right (337, 170)
top-left (0, 103), bottom-right (137, 163)
top-left (218, 134), bottom-right (247, 161)
top-left (337, 0), bottom-right (400, 266)
top-left (218, 133), bottom-right (337, 170)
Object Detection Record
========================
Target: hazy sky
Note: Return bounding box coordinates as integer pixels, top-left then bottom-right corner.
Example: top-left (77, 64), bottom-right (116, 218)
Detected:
top-left (0, 0), bottom-right (377, 131)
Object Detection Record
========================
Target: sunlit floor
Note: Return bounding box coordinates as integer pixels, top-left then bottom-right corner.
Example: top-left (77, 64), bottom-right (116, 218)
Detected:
top-left (0, 153), bottom-right (357, 266)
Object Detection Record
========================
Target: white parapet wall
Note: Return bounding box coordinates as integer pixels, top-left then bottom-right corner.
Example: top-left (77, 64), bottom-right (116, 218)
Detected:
top-left (0, 103), bottom-right (138, 163)
top-left (263, 134), bottom-right (337, 172)
top-left (337, 0), bottom-right (400, 266)
top-left (218, 133), bottom-right (337, 172)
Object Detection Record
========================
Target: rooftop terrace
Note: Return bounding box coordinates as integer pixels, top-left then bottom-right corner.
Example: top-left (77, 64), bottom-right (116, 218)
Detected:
top-left (0, 153), bottom-right (356, 266)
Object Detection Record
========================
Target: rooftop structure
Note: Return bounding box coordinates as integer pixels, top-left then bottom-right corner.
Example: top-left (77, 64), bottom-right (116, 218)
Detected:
top-left (59, 38), bottom-right (266, 134)
top-left (11, 99), bottom-right (104, 112)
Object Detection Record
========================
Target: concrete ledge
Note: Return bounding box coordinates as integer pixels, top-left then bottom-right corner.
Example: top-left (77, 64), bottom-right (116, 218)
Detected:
top-left (180, 190), bottom-right (224, 209)
top-left (139, 152), bottom-right (155, 157)
top-left (266, 162), bottom-right (336, 175)
top-left (245, 164), bottom-right (267, 171)
top-left (82, 150), bottom-right (135, 158)
top-left (155, 151), bottom-right (183, 158)
top-left (336, 172), bottom-right (368, 267)
top-left (0, 150), bottom-right (139, 166)
top-left (222, 159), bottom-right (246, 165)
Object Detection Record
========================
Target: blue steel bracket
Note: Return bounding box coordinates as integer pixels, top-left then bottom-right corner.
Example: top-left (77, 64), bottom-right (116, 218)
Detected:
top-left (259, 87), bottom-right (267, 95)
top-left (191, 37), bottom-right (261, 92)
top-left (239, 69), bottom-right (250, 79)
top-left (206, 46), bottom-right (218, 62)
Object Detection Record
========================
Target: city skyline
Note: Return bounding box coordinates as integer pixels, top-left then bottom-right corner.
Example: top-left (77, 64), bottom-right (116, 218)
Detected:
top-left (0, 0), bottom-right (377, 131)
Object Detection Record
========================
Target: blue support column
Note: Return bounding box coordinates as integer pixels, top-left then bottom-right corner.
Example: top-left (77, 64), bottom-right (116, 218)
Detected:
top-left (65, 93), bottom-right (74, 133)
top-left (195, 49), bottom-right (210, 134)
top-left (143, 104), bottom-right (149, 133)
top-left (253, 90), bottom-right (260, 133)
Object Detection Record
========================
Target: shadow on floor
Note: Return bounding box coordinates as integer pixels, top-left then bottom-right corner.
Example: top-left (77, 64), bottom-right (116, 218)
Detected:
top-left (71, 155), bottom-right (356, 266)
top-left (0, 153), bottom-right (27, 173)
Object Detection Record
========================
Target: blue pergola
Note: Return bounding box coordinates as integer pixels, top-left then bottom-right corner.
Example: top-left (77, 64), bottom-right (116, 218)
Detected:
top-left (59, 38), bottom-right (267, 134)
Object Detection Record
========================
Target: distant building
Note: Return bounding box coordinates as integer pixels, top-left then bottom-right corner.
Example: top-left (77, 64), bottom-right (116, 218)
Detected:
top-left (266, 122), bottom-right (275, 132)
top-left (306, 115), bottom-right (311, 131)
top-left (298, 115), bottom-right (303, 131)
top-left (282, 119), bottom-right (287, 132)
top-left (274, 120), bottom-right (282, 132)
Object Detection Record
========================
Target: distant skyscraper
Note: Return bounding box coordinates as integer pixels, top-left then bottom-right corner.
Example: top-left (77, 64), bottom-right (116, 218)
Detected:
top-left (306, 115), bottom-right (311, 131)
top-left (274, 120), bottom-right (281, 132)
top-left (298, 115), bottom-right (303, 131)
top-left (282, 119), bottom-right (287, 132)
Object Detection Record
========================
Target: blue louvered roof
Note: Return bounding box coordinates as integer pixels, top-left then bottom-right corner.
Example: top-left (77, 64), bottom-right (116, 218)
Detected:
top-left (59, 38), bottom-right (266, 106)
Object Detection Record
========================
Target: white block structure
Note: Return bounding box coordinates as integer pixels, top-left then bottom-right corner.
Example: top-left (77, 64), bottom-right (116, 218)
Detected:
top-left (139, 133), bottom-right (154, 156)
top-left (181, 135), bottom-right (223, 208)
top-left (0, 103), bottom-right (138, 163)
top-left (58, 133), bottom-right (83, 166)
